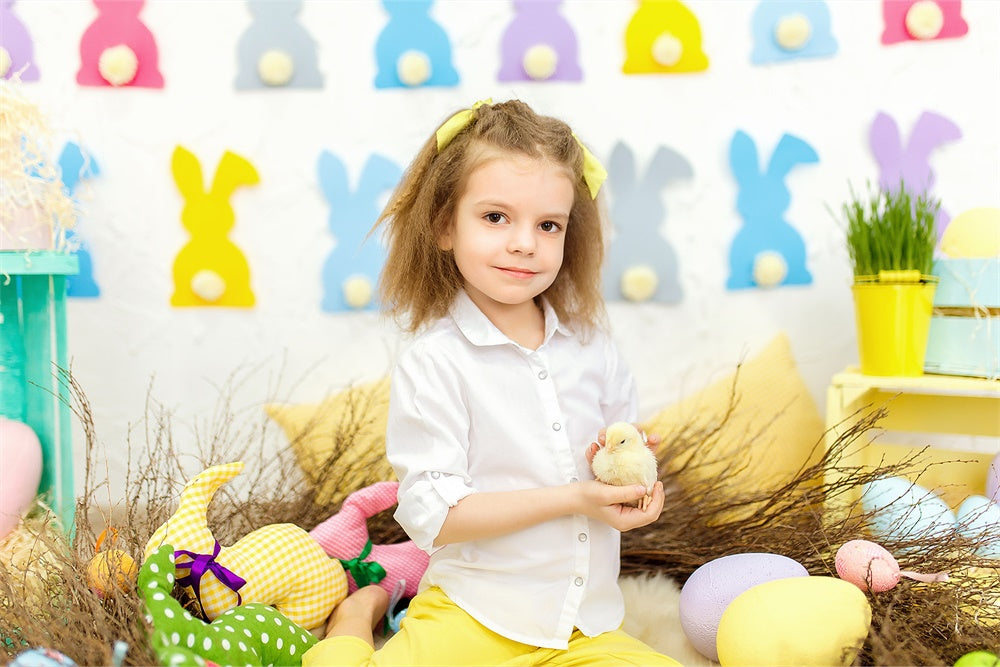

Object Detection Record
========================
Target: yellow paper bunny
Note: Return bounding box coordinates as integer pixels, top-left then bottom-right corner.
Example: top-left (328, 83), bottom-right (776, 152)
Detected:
top-left (143, 461), bottom-right (347, 632)
top-left (170, 145), bottom-right (259, 307)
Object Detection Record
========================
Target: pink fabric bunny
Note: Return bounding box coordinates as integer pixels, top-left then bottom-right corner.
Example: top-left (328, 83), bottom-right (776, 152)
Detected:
top-left (310, 481), bottom-right (428, 599)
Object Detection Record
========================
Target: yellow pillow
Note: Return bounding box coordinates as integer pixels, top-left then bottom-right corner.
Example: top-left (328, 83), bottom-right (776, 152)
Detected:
top-left (642, 333), bottom-right (825, 506)
top-left (265, 378), bottom-right (395, 506)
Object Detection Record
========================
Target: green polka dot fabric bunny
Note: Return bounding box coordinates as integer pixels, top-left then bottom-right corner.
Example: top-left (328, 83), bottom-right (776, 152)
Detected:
top-left (140, 544), bottom-right (318, 667)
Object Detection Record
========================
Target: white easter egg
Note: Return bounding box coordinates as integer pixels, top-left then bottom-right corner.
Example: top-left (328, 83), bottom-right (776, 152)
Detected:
top-left (679, 552), bottom-right (808, 662)
top-left (716, 576), bottom-right (871, 667)
top-left (861, 476), bottom-right (956, 543)
top-left (986, 451), bottom-right (999, 503)
top-left (956, 495), bottom-right (1000, 558)
top-left (0, 417), bottom-right (43, 539)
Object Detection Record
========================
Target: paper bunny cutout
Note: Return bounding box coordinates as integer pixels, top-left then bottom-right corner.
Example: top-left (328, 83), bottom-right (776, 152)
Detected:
top-left (310, 481), bottom-right (429, 599)
top-left (750, 0), bottom-right (838, 64)
top-left (726, 130), bottom-right (818, 290)
top-left (623, 0), bottom-right (709, 74)
top-left (603, 142), bottom-right (693, 304)
top-left (870, 111), bottom-right (961, 238)
top-left (140, 544), bottom-right (318, 667)
top-left (57, 142), bottom-right (101, 298)
top-left (234, 0), bottom-right (322, 89)
top-left (318, 151), bottom-right (401, 312)
top-left (171, 146), bottom-right (259, 307)
top-left (374, 0), bottom-right (459, 88)
top-left (76, 0), bottom-right (163, 88)
top-left (497, 0), bottom-right (582, 82)
top-left (143, 462), bottom-right (348, 633)
top-left (881, 0), bottom-right (968, 45)
top-left (0, 0), bottom-right (40, 81)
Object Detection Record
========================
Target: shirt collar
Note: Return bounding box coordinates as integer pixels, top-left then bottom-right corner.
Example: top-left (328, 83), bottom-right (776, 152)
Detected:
top-left (449, 289), bottom-right (571, 349)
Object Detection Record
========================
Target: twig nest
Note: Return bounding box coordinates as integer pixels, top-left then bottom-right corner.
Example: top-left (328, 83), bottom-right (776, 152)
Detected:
top-left (651, 32), bottom-right (683, 67)
top-left (343, 275), bottom-right (374, 309)
top-left (190, 269), bottom-right (226, 303)
top-left (397, 50), bottom-right (431, 87)
top-left (774, 13), bottom-right (812, 51)
top-left (752, 251), bottom-right (788, 287)
top-left (905, 0), bottom-right (945, 40)
top-left (523, 44), bottom-right (558, 81)
top-left (0, 46), bottom-right (11, 78)
top-left (620, 265), bottom-right (658, 302)
top-left (258, 48), bottom-right (295, 86)
top-left (98, 44), bottom-right (139, 86)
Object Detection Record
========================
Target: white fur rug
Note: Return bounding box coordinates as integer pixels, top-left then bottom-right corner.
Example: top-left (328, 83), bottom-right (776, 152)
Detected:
top-left (620, 573), bottom-right (716, 666)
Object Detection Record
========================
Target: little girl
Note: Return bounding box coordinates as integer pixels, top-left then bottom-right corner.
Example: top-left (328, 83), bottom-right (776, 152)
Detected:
top-left (303, 100), bottom-right (677, 666)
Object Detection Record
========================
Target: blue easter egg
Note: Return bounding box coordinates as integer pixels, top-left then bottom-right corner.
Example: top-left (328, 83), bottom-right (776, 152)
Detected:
top-left (956, 495), bottom-right (1000, 558)
top-left (861, 476), bottom-right (956, 543)
top-left (10, 648), bottom-right (78, 667)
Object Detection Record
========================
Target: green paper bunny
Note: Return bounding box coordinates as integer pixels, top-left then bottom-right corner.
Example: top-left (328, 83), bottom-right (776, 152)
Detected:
top-left (139, 544), bottom-right (318, 667)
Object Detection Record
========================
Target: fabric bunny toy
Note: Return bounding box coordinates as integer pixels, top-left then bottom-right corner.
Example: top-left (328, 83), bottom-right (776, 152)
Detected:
top-left (140, 544), bottom-right (318, 667)
top-left (310, 481), bottom-right (429, 599)
top-left (143, 461), bottom-right (347, 633)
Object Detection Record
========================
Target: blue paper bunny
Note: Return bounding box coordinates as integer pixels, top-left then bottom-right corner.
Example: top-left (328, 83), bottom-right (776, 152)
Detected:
top-left (603, 142), bottom-right (693, 304)
top-left (374, 0), bottom-right (459, 88)
top-left (317, 152), bottom-right (401, 312)
top-left (57, 142), bottom-right (101, 298)
top-left (726, 130), bottom-right (818, 290)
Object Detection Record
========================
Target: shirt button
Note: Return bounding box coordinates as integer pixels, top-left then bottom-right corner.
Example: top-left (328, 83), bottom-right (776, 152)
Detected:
top-left (552, 422), bottom-right (561, 431)
top-left (538, 370), bottom-right (548, 380)
top-left (574, 577), bottom-right (584, 587)
top-left (430, 471), bottom-right (440, 479)
top-left (578, 533), bottom-right (588, 542)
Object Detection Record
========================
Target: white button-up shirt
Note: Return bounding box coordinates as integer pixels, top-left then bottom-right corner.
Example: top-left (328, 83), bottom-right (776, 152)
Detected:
top-left (388, 289), bottom-right (638, 649)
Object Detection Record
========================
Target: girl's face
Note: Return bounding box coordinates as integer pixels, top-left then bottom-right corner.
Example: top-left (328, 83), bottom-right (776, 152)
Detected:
top-left (440, 152), bottom-right (574, 323)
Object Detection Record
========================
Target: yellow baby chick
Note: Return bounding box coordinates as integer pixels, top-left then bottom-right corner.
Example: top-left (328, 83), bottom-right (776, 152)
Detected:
top-left (591, 421), bottom-right (658, 510)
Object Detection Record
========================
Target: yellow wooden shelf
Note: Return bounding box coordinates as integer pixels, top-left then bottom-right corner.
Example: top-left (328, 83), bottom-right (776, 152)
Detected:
top-left (825, 368), bottom-right (999, 510)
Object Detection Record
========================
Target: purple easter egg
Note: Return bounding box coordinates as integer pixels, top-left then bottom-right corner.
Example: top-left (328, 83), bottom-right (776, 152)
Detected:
top-left (679, 552), bottom-right (809, 662)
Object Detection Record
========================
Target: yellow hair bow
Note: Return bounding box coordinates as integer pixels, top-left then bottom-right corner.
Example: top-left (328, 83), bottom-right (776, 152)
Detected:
top-left (434, 99), bottom-right (607, 199)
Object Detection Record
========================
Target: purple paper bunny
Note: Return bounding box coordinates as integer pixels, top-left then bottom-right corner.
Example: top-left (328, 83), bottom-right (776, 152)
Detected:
top-left (0, 0), bottom-right (40, 81)
top-left (870, 111), bottom-right (962, 239)
top-left (498, 0), bottom-right (582, 82)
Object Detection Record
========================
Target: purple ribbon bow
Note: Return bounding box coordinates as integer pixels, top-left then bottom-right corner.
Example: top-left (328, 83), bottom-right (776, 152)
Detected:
top-left (174, 540), bottom-right (247, 607)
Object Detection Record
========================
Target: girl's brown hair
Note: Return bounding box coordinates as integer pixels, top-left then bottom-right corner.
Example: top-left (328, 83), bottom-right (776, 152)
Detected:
top-left (375, 99), bottom-right (607, 333)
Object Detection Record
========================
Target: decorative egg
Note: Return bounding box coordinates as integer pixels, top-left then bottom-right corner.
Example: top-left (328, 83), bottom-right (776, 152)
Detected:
top-left (956, 495), bottom-right (1000, 558)
top-left (986, 451), bottom-right (999, 503)
top-left (716, 576), bottom-right (872, 667)
top-left (10, 648), bottom-right (78, 667)
top-left (0, 418), bottom-right (43, 540)
top-left (861, 476), bottom-right (956, 543)
top-left (86, 549), bottom-right (139, 598)
top-left (954, 649), bottom-right (1000, 667)
top-left (679, 552), bottom-right (808, 662)
top-left (835, 539), bottom-right (901, 592)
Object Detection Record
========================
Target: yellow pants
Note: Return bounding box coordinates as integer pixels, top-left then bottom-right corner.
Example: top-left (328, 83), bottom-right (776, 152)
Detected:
top-left (303, 586), bottom-right (681, 666)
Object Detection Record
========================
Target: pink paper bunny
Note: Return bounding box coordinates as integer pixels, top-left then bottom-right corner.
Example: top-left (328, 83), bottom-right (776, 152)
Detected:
top-left (310, 481), bottom-right (429, 599)
top-left (77, 0), bottom-right (163, 87)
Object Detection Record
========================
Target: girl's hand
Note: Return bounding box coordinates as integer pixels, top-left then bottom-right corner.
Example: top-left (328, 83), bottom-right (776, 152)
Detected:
top-left (573, 479), bottom-right (665, 532)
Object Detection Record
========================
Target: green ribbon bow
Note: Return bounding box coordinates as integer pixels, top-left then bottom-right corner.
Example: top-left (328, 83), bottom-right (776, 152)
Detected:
top-left (338, 539), bottom-right (387, 589)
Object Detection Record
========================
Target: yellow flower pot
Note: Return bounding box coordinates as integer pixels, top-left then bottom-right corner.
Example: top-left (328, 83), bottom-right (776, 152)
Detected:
top-left (852, 270), bottom-right (937, 376)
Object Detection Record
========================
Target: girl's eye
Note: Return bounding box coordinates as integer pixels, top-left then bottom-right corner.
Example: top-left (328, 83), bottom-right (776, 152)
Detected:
top-left (539, 221), bottom-right (562, 233)
top-left (485, 212), bottom-right (505, 224)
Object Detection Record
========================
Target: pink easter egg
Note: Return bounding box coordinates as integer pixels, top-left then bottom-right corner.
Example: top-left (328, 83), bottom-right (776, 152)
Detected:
top-left (0, 417), bottom-right (43, 539)
top-left (835, 539), bottom-right (900, 593)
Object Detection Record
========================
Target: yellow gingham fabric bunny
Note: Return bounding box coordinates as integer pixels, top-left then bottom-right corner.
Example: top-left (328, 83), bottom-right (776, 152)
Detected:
top-left (143, 461), bottom-right (347, 632)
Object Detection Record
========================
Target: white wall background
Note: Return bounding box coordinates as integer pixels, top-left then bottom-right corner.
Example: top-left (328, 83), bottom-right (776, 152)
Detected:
top-left (10, 0), bottom-right (1000, 497)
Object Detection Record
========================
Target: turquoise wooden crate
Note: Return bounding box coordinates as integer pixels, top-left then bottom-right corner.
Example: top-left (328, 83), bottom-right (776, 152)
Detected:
top-left (0, 251), bottom-right (79, 531)
top-left (924, 258), bottom-right (999, 380)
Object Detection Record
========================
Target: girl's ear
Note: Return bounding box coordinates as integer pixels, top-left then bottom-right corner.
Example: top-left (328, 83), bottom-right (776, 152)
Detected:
top-left (438, 226), bottom-right (453, 251)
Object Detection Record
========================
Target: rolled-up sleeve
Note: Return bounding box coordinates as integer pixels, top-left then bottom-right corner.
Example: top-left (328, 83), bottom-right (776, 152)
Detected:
top-left (387, 344), bottom-right (476, 553)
